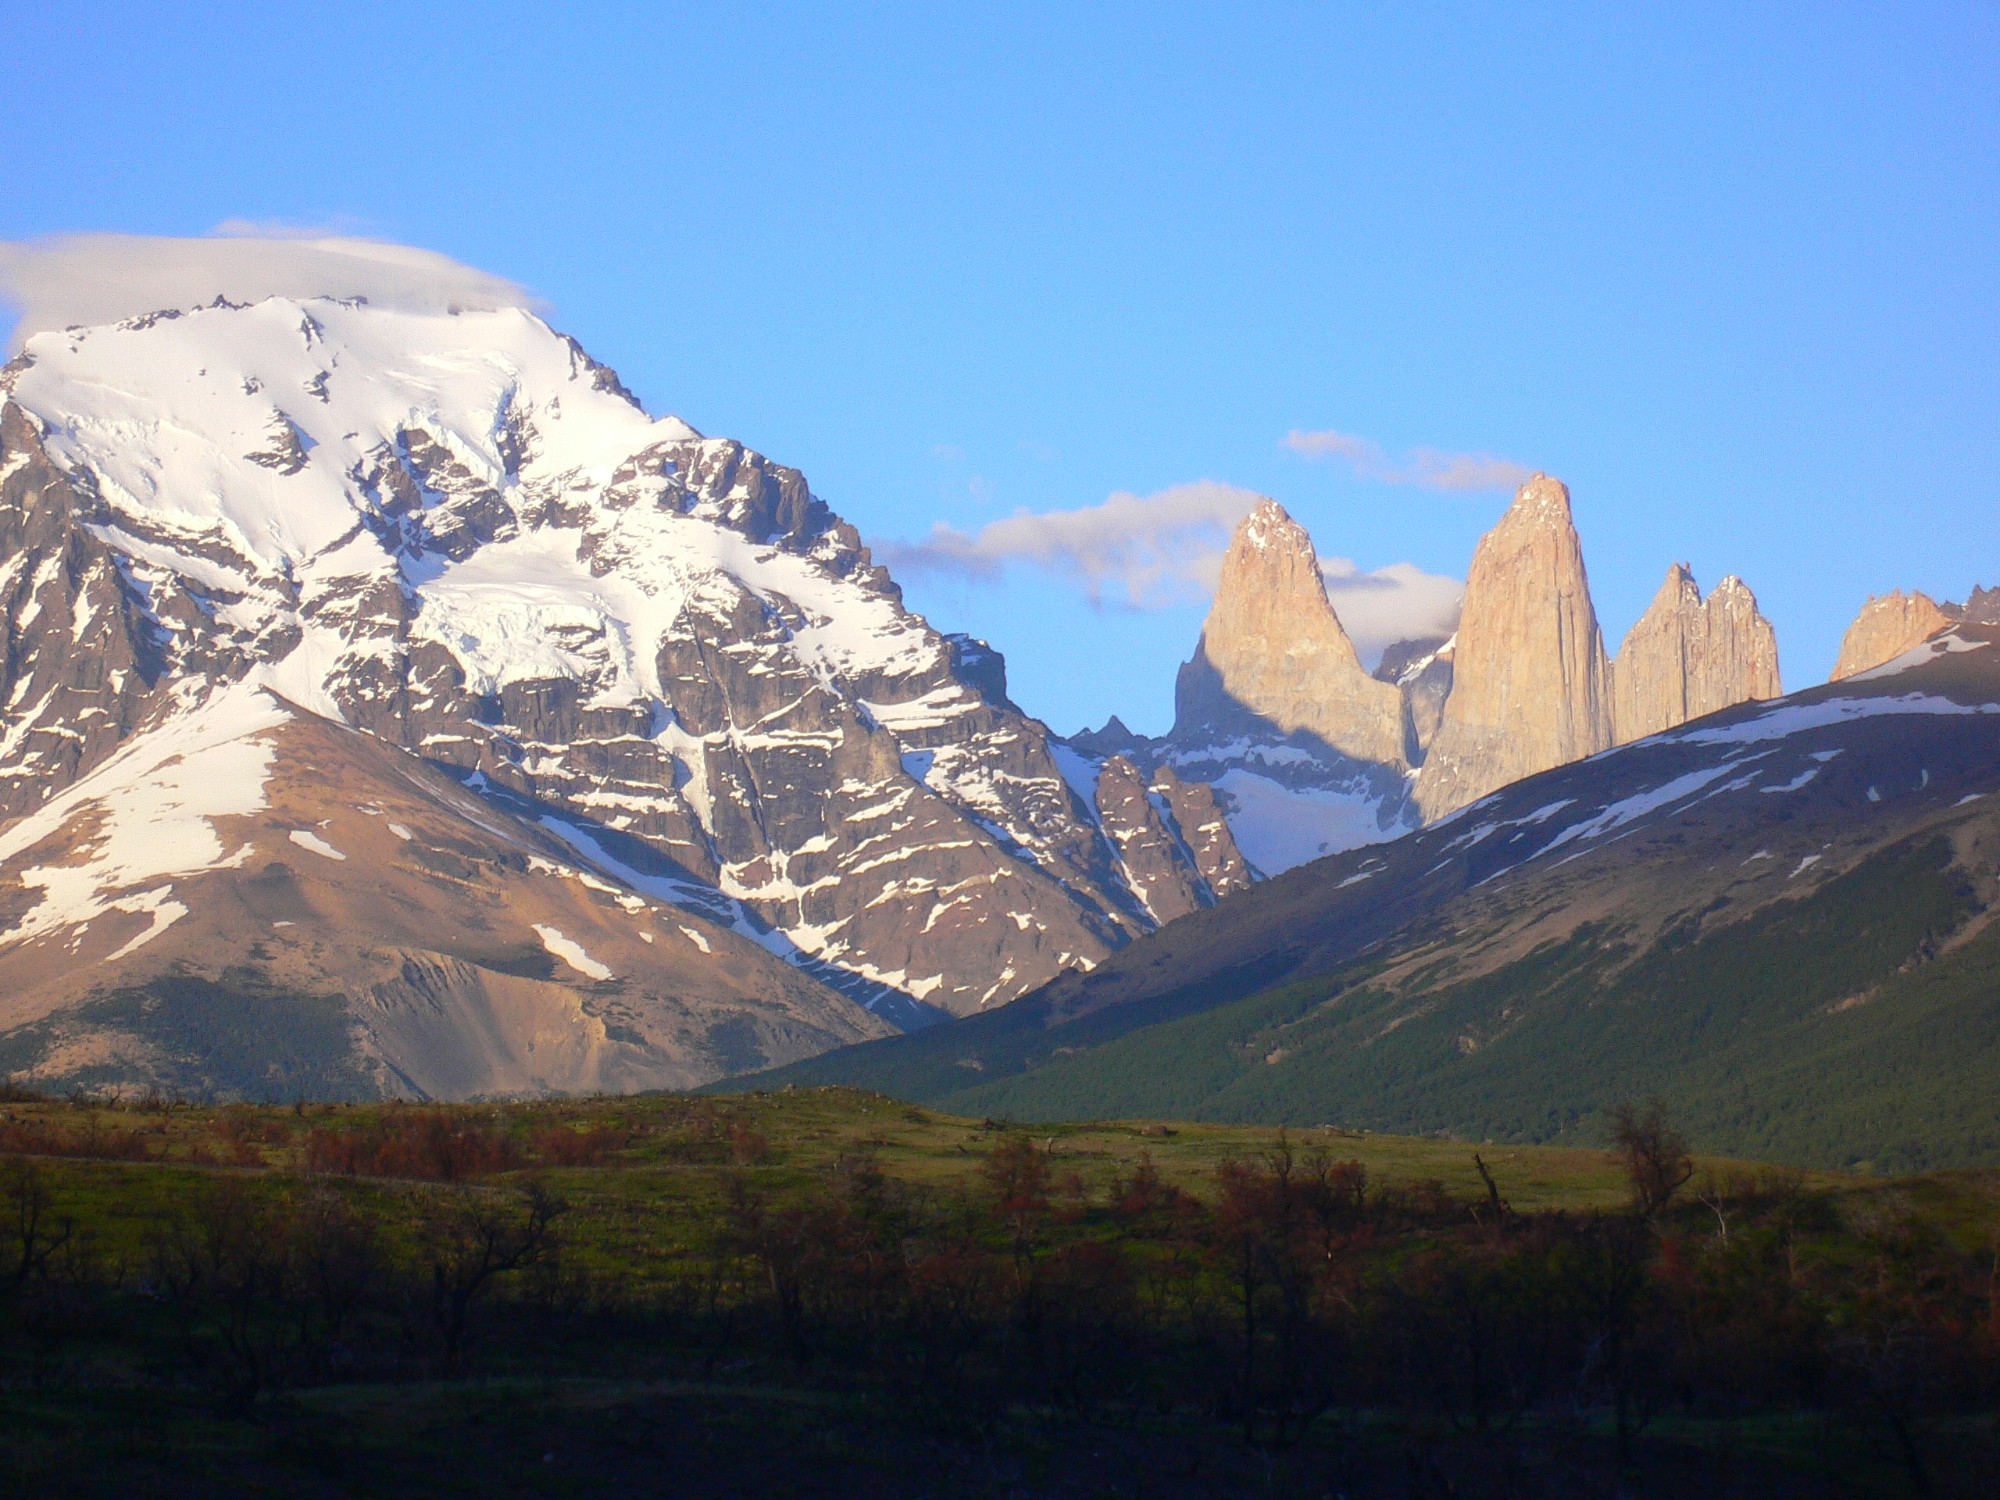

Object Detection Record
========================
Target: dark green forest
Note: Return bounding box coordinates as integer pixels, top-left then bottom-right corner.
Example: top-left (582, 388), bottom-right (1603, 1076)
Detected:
top-left (753, 836), bottom-right (2000, 1173)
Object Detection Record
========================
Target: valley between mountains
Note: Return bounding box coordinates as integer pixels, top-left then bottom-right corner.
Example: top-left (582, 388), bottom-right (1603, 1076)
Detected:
top-left (0, 294), bottom-right (1992, 1171)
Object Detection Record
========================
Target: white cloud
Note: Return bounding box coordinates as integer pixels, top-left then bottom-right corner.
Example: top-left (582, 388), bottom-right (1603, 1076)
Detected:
top-left (1320, 558), bottom-right (1463, 661)
top-left (0, 228), bottom-right (541, 350)
top-left (880, 481), bottom-right (1463, 656)
top-left (878, 481), bottom-right (1263, 608)
top-left (1285, 427), bottom-right (1532, 493)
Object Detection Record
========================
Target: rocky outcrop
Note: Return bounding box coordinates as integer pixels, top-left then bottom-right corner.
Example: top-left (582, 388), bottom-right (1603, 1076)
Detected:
top-left (1149, 765), bottom-right (1251, 899)
top-left (1610, 564), bottom-right (1782, 743)
top-left (1831, 591), bottom-right (1952, 680)
top-left (1375, 635), bottom-right (1455, 764)
top-left (1091, 758), bottom-right (1253, 925)
top-left (1093, 757), bottom-right (1205, 924)
top-left (1173, 500), bottom-right (1404, 769)
top-left (1067, 715), bottom-right (1145, 760)
top-left (1413, 475), bottom-right (1612, 819)
top-left (0, 407), bottom-right (168, 821)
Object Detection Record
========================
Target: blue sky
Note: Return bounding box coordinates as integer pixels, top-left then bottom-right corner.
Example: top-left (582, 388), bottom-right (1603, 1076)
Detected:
top-left (3, 3), bottom-right (1995, 734)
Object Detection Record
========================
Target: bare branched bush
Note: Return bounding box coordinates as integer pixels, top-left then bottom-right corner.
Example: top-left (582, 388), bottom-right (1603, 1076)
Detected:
top-left (1606, 1099), bottom-right (1695, 1217)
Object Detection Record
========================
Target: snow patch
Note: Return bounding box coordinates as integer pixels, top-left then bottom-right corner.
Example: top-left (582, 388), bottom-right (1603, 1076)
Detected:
top-left (1760, 767), bottom-right (1820, 794)
top-left (1049, 742), bottom-right (1102, 811)
top-left (532, 923), bottom-right (612, 981)
top-left (288, 829), bottom-right (347, 861)
top-left (1536, 763), bottom-right (1745, 858)
top-left (1674, 693), bottom-right (1999, 746)
top-left (103, 887), bottom-right (188, 962)
top-left (1850, 632), bottom-right (1990, 682)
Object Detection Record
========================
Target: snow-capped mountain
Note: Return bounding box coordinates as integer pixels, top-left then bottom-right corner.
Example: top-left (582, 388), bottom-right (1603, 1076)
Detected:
top-left (0, 296), bottom-right (1246, 1048)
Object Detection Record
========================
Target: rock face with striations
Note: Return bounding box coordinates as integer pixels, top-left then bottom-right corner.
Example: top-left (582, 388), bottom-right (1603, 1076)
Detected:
top-left (1962, 586), bottom-right (2000, 627)
top-left (1610, 564), bottom-right (1782, 743)
top-left (1090, 757), bottom-right (1250, 924)
top-left (1148, 765), bottom-right (1251, 898)
top-left (1831, 591), bottom-right (1953, 681)
top-left (1173, 499), bottom-right (1404, 769)
top-left (1413, 475), bottom-right (1612, 819)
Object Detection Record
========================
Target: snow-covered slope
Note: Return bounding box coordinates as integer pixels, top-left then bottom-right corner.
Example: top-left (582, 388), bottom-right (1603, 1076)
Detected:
top-left (0, 297), bottom-right (1242, 1020)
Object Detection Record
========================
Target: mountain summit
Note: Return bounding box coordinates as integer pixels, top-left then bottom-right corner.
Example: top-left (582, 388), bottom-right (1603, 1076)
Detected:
top-left (1832, 590), bottom-right (1955, 681)
top-left (1067, 474), bottom-right (1788, 870)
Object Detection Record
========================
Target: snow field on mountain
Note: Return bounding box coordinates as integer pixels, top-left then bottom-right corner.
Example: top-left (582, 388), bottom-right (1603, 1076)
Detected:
top-left (14, 297), bottom-right (970, 761)
top-left (1850, 633), bottom-right (1991, 682)
top-left (1210, 768), bottom-right (1398, 874)
top-left (1536, 762), bottom-right (1750, 860)
top-left (1674, 691), bottom-right (2000, 747)
top-left (0, 684), bottom-right (290, 954)
top-left (11, 302), bottom-right (679, 567)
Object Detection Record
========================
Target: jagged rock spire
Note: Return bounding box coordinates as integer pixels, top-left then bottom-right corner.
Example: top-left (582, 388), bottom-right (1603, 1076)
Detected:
top-left (1610, 563), bottom-right (1782, 743)
top-left (1414, 474), bottom-right (1611, 818)
top-left (1172, 498), bottom-right (1404, 768)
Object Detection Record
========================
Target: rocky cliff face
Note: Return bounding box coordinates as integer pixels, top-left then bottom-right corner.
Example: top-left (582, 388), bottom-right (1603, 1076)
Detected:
top-left (1088, 756), bottom-right (1252, 923)
top-left (1831, 591), bottom-right (1952, 680)
top-left (1086, 476), bottom-right (1791, 867)
top-left (1173, 500), bottom-right (1405, 768)
top-left (0, 405), bottom-right (167, 823)
top-left (1413, 475), bottom-right (1611, 819)
top-left (1096, 499), bottom-right (1418, 875)
top-left (0, 297), bottom-right (1242, 1033)
top-left (1610, 564), bottom-right (1782, 743)
top-left (1148, 765), bottom-right (1251, 897)
top-left (1374, 635), bottom-right (1455, 764)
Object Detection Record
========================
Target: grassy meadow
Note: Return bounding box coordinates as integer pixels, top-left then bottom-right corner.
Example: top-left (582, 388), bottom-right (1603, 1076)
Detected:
top-left (0, 1085), bottom-right (1996, 1497)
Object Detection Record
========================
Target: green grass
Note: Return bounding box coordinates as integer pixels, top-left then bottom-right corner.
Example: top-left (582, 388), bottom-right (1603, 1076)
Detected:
top-left (0, 1084), bottom-right (1647, 1224)
top-left (7, 1083), bottom-right (1992, 1286)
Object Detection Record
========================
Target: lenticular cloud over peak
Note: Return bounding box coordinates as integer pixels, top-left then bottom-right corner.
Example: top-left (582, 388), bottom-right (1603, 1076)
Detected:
top-left (0, 230), bottom-right (542, 350)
